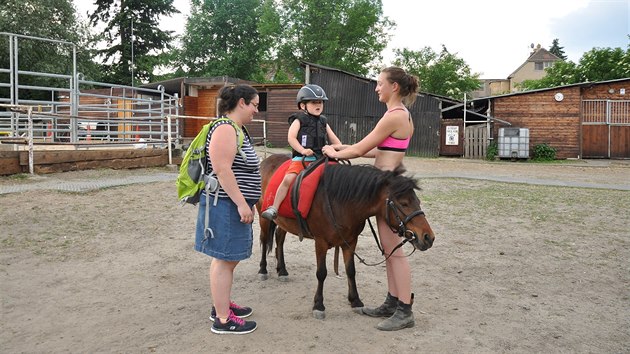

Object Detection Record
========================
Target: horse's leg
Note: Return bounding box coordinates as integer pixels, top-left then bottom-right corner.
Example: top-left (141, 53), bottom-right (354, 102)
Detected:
top-left (258, 218), bottom-right (270, 280)
top-left (275, 228), bottom-right (289, 281)
top-left (343, 243), bottom-right (364, 312)
top-left (312, 239), bottom-right (328, 320)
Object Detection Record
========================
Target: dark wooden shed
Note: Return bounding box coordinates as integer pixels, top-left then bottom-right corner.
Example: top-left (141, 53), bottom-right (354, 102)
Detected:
top-left (471, 78), bottom-right (630, 159)
top-left (304, 62), bottom-right (443, 157)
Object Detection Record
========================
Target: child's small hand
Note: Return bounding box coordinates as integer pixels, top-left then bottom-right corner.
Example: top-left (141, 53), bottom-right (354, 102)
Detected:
top-left (302, 148), bottom-right (314, 156)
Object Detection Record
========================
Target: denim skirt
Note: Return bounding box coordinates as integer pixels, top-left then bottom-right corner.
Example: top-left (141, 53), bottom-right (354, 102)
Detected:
top-left (194, 194), bottom-right (256, 261)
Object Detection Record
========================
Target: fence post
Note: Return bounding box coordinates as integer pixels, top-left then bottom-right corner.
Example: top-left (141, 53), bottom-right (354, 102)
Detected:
top-left (167, 114), bottom-right (173, 165)
top-left (27, 106), bottom-right (34, 174)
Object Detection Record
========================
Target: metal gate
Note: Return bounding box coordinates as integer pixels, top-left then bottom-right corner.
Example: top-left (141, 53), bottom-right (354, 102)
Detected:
top-left (0, 32), bottom-right (179, 145)
top-left (582, 100), bottom-right (630, 158)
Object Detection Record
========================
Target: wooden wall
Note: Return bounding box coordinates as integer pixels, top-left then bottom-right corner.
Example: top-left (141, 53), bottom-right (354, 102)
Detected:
top-left (0, 149), bottom-right (169, 175)
top-left (310, 66), bottom-right (442, 157)
top-left (262, 89), bottom-right (298, 147)
top-left (181, 87), bottom-right (300, 147)
top-left (184, 88), bottom-right (218, 138)
top-left (581, 81), bottom-right (629, 100)
top-left (182, 96), bottom-right (200, 137)
top-left (491, 86), bottom-right (581, 159)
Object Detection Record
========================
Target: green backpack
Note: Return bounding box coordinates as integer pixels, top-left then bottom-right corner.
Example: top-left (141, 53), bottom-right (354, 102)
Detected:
top-left (176, 117), bottom-right (247, 205)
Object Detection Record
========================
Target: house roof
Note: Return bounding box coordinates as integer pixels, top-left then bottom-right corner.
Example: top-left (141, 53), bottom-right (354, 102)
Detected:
top-left (141, 76), bottom-right (255, 96)
top-left (140, 77), bottom-right (303, 96)
top-left (301, 61), bottom-right (461, 104)
top-left (508, 48), bottom-right (561, 79)
top-left (528, 48), bottom-right (561, 62)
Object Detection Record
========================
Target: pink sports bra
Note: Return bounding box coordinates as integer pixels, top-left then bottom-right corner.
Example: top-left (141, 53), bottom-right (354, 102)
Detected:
top-left (377, 107), bottom-right (412, 152)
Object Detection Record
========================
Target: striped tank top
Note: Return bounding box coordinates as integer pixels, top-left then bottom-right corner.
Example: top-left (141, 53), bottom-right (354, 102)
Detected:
top-left (205, 120), bottom-right (262, 201)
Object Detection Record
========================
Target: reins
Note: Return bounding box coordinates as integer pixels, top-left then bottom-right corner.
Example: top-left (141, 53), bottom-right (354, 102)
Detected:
top-left (355, 206), bottom-right (417, 267)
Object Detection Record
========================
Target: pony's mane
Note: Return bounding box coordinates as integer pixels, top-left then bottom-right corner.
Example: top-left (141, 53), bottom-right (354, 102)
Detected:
top-left (321, 164), bottom-right (419, 205)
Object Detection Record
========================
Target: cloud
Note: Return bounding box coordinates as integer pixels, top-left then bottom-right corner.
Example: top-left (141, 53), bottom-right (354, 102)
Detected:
top-left (380, 0), bottom-right (624, 78)
top-left (551, 0), bottom-right (629, 62)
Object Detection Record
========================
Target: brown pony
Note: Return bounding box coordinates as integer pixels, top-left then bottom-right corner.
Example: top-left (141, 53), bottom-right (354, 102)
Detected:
top-left (256, 154), bottom-right (434, 319)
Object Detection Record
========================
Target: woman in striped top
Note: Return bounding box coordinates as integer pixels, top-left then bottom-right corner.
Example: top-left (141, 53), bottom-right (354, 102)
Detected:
top-left (194, 84), bottom-right (261, 335)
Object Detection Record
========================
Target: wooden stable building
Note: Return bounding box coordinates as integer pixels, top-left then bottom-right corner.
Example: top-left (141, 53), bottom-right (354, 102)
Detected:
top-left (141, 77), bottom-right (303, 147)
top-left (470, 78), bottom-right (630, 159)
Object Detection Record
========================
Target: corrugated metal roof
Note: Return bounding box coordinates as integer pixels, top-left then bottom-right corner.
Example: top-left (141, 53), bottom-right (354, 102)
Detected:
top-left (472, 77), bottom-right (630, 102)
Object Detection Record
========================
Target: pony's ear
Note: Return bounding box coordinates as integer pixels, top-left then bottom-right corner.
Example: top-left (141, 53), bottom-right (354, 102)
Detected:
top-left (393, 164), bottom-right (407, 176)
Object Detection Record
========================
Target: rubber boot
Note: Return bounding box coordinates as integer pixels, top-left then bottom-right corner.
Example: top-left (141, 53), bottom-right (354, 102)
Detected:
top-left (261, 206), bottom-right (278, 221)
top-left (361, 292), bottom-right (398, 318)
top-left (376, 293), bottom-right (415, 331)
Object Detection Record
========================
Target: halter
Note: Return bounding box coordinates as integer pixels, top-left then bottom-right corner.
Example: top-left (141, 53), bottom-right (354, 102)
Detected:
top-left (354, 197), bottom-right (426, 267)
top-left (385, 198), bottom-right (425, 244)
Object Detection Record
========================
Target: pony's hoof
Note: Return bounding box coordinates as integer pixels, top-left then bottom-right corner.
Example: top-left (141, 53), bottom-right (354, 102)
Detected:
top-left (258, 273), bottom-right (268, 281)
top-left (277, 275), bottom-right (289, 282)
top-left (352, 306), bottom-right (364, 314)
top-left (313, 310), bottom-right (325, 320)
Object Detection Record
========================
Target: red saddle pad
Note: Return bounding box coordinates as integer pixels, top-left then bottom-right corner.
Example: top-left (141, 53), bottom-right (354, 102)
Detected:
top-left (262, 160), bottom-right (329, 219)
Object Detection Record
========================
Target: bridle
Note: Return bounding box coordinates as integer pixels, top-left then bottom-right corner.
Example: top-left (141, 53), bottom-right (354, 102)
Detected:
top-left (384, 198), bottom-right (426, 245)
top-left (353, 197), bottom-right (426, 267)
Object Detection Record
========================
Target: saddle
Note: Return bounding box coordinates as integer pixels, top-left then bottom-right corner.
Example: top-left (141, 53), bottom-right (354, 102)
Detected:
top-left (262, 158), bottom-right (332, 220)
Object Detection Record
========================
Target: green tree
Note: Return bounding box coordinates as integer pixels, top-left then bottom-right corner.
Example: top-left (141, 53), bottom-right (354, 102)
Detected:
top-left (519, 44), bottom-right (629, 90)
top-left (549, 38), bottom-right (567, 60)
top-left (253, 0), bottom-right (285, 82)
top-left (578, 46), bottom-right (629, 81)
top-left (393, 45), bottom-right (481, 100)
top-left (275, 0), bottom-right (394, 79)
top-left (89, 0), bottom-right (177, 85)
top-left (177, 0), bottom-right (270, 81)
top-left (0, 0), bottom-right (100, 98)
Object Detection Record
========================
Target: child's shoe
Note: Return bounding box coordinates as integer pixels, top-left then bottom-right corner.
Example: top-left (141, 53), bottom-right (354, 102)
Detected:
top-left (261, 207), bottom-right (278, 221)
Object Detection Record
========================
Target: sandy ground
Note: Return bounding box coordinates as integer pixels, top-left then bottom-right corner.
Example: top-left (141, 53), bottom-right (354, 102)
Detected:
top-left (1, 151), bottom-right (629, 353)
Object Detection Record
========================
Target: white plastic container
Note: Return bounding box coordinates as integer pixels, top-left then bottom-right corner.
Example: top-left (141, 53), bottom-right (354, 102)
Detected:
top-left (498, 128), bottom-right (529, 159)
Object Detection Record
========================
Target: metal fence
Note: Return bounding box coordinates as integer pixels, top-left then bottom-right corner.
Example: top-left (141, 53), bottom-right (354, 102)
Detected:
top-left (0, 32), bottom-right (180, 148)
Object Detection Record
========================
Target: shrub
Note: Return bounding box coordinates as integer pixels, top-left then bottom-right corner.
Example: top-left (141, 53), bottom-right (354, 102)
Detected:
top-left (532, 143), bottom-right (556, 161)
top-left (486, 141), bottom-right (498, 160)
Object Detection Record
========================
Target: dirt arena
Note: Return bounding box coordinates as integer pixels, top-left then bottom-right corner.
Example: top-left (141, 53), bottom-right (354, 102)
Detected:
top-left (1, 151), bottom-right (629, 353)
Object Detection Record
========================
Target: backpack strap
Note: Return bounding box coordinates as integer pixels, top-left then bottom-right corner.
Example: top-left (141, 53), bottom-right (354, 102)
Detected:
top-left (208, 117), bottom-right (247, 161)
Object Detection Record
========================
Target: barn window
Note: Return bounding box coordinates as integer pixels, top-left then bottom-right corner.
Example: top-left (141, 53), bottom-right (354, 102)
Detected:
top-left (257, 92), bottom-right (267, 112)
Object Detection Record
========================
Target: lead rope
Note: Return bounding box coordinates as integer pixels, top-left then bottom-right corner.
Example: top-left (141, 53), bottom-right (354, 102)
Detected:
top-left (355, 217), bottom-right (412, 267)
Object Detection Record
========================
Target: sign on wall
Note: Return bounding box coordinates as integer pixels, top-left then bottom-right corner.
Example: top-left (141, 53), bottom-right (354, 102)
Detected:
top-left (446, 126), bottom-right (459, 145)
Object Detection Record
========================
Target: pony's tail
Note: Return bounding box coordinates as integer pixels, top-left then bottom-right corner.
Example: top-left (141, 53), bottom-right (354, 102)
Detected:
top-left (266, 221), bottom-right (277, 255)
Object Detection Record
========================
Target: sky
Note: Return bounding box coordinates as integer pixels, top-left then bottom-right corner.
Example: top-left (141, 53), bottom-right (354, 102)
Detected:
top-left (74, 0), bottom-right (629, 79)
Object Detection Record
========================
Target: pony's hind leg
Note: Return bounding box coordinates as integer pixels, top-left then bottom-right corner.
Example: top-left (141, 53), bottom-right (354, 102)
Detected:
top-left (312, 240), bottom-right (328, 320)
top-left (258, 218), bottom-right (272, 280)
top-left (275, 228), bottom-right (289, 281)
top-left (343, 244), bottom-right (364, 312)
top-left (258, 245), bottom-right (269, 280)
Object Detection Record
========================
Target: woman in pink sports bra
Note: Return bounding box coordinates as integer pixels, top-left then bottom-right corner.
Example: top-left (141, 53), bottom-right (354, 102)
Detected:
top-left (322, 67), bottom-right (419, 331)
top-left (376, 107), bottom-right (412, 152)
